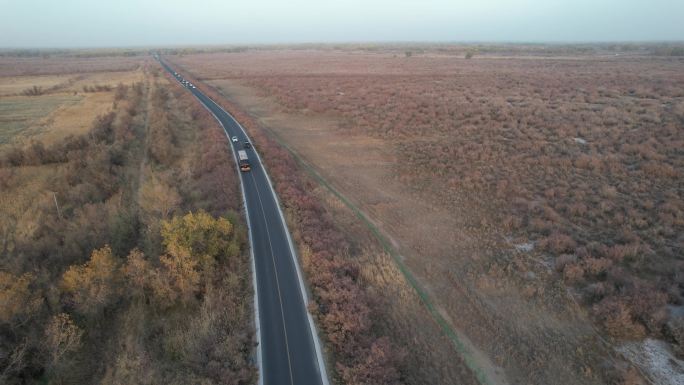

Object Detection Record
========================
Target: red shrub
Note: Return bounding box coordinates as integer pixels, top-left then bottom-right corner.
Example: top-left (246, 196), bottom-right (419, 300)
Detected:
top-left (541, 233), bottom-right (577, 254)
top-left (593, 297), bottom-right (646, 339)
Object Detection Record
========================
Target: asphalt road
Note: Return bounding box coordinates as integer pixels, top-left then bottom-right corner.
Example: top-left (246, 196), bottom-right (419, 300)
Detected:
top-left (157, 57), bottom-right (327, 385)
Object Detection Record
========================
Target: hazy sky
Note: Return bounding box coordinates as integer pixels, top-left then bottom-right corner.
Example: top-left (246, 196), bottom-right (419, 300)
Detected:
top-left (1, 0), bottom-right (683, 47)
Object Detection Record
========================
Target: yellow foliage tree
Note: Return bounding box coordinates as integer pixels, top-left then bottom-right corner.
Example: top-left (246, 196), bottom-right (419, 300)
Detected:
top-left (161, 210), bottom-right (238, 271)
top-left (148, 211), bottom-right (240, 308)
top-left (61, 245), bottom-right (120, 315)
top-left (151, 251), bottom-right (200, 306)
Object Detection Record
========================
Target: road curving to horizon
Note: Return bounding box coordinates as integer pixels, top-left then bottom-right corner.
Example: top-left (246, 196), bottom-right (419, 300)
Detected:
top-left (157, 56), bottom-right (328, 385)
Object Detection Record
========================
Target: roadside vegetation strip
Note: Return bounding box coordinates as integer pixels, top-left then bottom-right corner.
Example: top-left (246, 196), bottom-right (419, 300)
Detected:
top-left (160, 60), bottom-right (330, 385)
top-left (258, 125), bottom-right (493, 385)
top-left (0, 74), bottom-right (254, 383)
top-left (182, 82), bottom-right (264, 385)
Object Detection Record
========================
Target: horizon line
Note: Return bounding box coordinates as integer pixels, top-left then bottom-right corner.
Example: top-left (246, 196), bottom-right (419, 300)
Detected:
top-left (1, 39), bottom-right (684, 51)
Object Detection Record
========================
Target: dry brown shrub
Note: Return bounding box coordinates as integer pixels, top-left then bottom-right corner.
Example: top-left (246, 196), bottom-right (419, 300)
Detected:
top-left (567, 202), bottom-right (587, 217)
top-left (554, 254), bottom-right (577, 272)
top-left (0, 272), bottom-right (42, 324)
top-left (22, 85), bottom-right (44, 96)
top-left (122, 249), bottom-right (150, 298)
top-left (574, 154), bottom-right (601, 170)
top-left (624, 285), bottom-right (668, 334)
top-left (583, 257), bottom-right (613, 276)
top-left (584, 282), bottom-right (612, 302)
top-left (641, 161), bottom-right (680, 178)
top-left (618, 366), bottom-right (647, 385)
top-left (541, 232), bottom-right (577, 254)
top-left (604, 243), bottom-right (640, 262)
top-left (667, 317), bottom-right (684, 356)
top-left (139, 178), bottom-right (181, 220)
top-left (501, 215), bottom-right (522, 231)
top-left (0, 168), bottom-right (14, 190)
top-left (563, 263), bottom-right (585, 283)
top-left (593, 298), bottom-right (645, 339)
top-left (3, 147), bottom-right (24, 166)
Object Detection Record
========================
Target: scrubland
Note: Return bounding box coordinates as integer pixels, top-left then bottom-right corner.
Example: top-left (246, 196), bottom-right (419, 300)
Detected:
top-left (172, 46), bottom-right (684, 384)
top-left (0, 57), bottom-right (254, 384)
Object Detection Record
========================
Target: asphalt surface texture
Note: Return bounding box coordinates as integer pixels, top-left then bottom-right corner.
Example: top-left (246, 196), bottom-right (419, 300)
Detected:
top-left (158, 57), bottom-right (325, 385)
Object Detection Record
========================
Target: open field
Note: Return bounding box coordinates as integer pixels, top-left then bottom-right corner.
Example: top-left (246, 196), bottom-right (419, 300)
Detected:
top-left (0, 56), bottom-right (148, 146)
top-left (0, 54), bottom-right (144, 77)
top-left (172, 47), bottom-right (684, 384)
top-left (0, 69), bottom-right (145, 96)
top-left (0, 75), bottom-right (71, 96)
top-left (0, 94), bottom-right (82, 143)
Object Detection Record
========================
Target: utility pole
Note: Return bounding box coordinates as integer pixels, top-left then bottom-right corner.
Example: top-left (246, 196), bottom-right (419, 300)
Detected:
top-left (51, 191), bottom-right (62, 220)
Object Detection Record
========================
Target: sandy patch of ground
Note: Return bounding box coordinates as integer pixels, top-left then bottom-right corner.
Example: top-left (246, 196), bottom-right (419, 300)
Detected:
top-left (619, 339), bottom-right (684, 385)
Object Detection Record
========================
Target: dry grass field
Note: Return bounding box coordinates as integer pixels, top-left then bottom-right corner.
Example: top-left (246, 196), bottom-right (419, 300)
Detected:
top-left (0, 56), bottom-right (147, 146)
top-left (0, 94), bottom-right (82, 143)
top-left (0, 54), bottom-right (143, 77)
top-left (172, 47), bottom-right (684, 384)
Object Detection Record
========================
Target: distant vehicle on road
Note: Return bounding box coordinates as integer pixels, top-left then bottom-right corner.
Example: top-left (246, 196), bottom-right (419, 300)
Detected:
top-left (232, 136), bottom-right (238, 143)
top-left (238, 150), bottom-right (251, 172)
top-left (243, 141), bottom-right (251, 149)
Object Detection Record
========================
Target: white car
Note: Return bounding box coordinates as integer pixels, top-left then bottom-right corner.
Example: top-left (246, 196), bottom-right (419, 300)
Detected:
top-left (231, 136), bottom-right (238, 143)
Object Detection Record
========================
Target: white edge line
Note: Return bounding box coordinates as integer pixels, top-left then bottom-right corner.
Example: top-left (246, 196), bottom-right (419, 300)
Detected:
top-left (163, 60), bottom-right (329, 385)
top-left (190, 90), bottom-right (264, 385)
top-left (213, 101), bottom-right (331, 385)
top-left (161, 60), bottom-right (263, 383)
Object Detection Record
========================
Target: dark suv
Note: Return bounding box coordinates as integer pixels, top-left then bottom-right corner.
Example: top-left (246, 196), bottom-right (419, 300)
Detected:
top-left (243, 141), bottom-right (251, 149)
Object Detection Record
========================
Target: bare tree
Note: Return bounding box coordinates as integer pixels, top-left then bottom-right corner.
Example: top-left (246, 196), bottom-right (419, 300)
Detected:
top-left (43, 313), bottom-right (83, 370)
